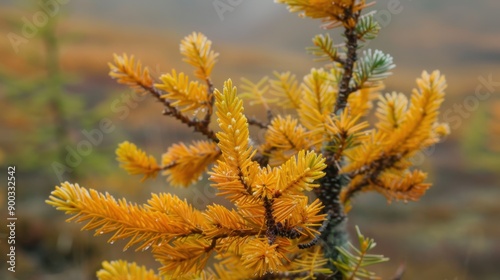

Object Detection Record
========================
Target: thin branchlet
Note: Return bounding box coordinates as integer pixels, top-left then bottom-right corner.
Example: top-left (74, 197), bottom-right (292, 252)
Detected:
top-left (135, 81), bottom-right (219, 142)
top-left (298, 210), bottom-right (332, 249)
top-left (248, 116), bottom-right (270, 129)
top-left (264, 197), bottom-right (277, 244)
top-left (343, 153), bottom-right (403, 201)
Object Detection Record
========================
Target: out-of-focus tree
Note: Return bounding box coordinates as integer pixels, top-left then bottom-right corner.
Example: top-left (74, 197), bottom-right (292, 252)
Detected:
top-left (0, 5), bottom-right (117, 190)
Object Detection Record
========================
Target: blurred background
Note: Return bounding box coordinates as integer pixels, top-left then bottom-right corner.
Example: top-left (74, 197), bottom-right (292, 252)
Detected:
top-left (0, 0), bottom-right (499, 279)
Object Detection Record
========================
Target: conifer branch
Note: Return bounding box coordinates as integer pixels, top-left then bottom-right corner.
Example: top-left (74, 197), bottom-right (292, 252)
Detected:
top-left (153, 236), bottom-right (213, 277)
top-left (109, 54), bottom-right (218, 142)
top-left (332, 226), bottom-right (389, 279)
top-left (342, 71), bottom-right (446, 202)
top-left (210, 79), bottom-right (260, 202)
top-left (97, 260), bottom-right (163, 280)
top-left (298, 209), bottom-right (331, 249)
top-left (240, 76), bottom-right (275, 128)
top-left (260, 115), bottom-right (311, 167)
top-left (116, 141), bottom-right (161, 182)
top-left (46, 183), bottom-right (203, 252)
top-left (161, 141), bottom-right (221, 187)
top-left (277, 150), bottom-right (327, 195)
top-left (376, 92), bottom-right (409, 133)
top-left (270, 71), bottom-right (302, 109)
top-left (298, 68), bottom-right (336, 134)
top-left (204, 204), bottom-right (258, 239)
top-left (180, 32), bottom-right (219, 81)
top-left (264, 197), bottom-right (278, 244)
top-left (347, 86), bottom-right (379, 117)
top-left (342, 153), bottom-right (402, 202)
top-left (353, 49), bottom-right (395, 89)
top-left (162, 105), bottom-right (218, 142)
top-left (308, 33), bottom-right (345, 64)
top-left (326, 110), bottom-right (369, 162)
top-left (48, 2), bottom-right (449, 278)
top-left (356, 12), bottom-right (380, 42)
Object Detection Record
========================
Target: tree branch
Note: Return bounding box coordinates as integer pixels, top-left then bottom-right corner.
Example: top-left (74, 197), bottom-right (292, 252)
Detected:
top-left (343, 153), bottom-right (403, 202)
top-left (334, 8), bottom-right (361, 113)
top-left (139, 82), bottom-right (219, 142)
top-left (248, 116), bottom-right (270, 129)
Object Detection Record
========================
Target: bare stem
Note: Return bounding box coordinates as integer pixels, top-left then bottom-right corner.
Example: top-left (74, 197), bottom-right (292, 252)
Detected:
top-left (334, 8), bottom-right (361, 114)
top-left (139, 82), bottom-right (218, 142)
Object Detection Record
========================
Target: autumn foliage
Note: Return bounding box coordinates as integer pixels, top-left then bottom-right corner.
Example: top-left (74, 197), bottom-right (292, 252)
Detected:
top-left (47, 1), bottom-right (449, 279)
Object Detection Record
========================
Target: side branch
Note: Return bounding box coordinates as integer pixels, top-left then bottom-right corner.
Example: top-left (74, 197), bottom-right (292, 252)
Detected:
top-left (264, 197), bottom-right (302, 246)
top-left (343, 153), bottom-right (403, 202)
top-left (142, 84), bottom-right (218, 142)
top-left (248, 116), bottom-right (270, 129)
top-left (264, 197), bottom-right (278, 245)
top-left (298, 210), bottom-right (331, 249)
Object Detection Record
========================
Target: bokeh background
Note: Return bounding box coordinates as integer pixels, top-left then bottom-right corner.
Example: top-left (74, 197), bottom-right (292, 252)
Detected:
top-left (1, 0), bottom-right (499, 279)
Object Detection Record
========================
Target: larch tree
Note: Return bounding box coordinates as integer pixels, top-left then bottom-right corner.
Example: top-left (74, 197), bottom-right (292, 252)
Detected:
top-left (47, 1), bottom-right (449, 279)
